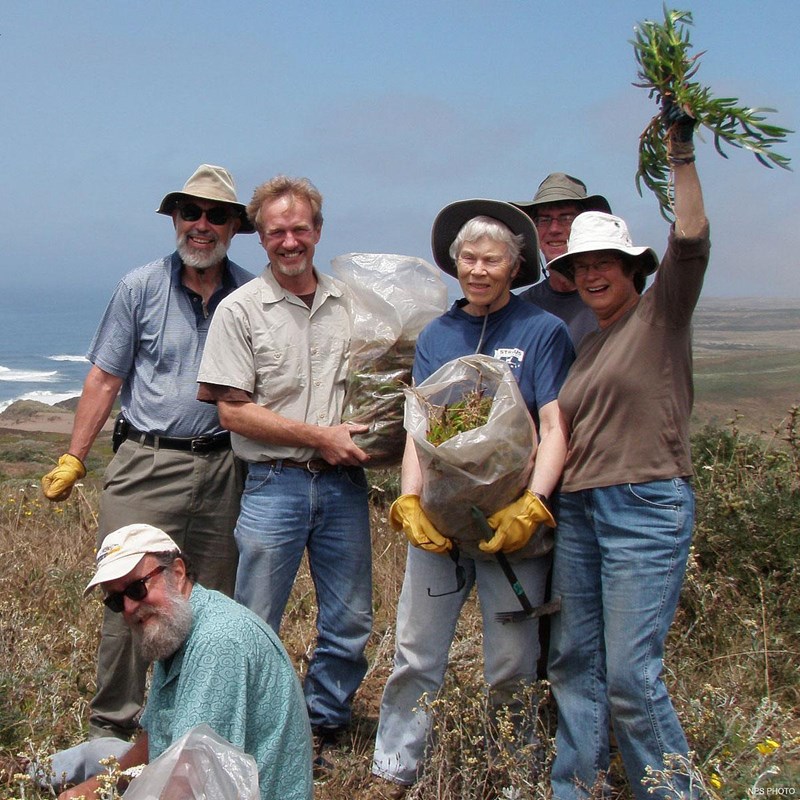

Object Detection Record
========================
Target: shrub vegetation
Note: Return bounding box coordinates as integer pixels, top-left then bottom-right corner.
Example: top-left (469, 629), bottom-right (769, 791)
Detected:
top-left (0, 411), bottom-right (798, 799)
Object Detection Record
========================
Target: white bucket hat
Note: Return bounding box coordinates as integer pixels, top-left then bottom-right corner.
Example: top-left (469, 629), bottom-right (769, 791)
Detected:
top-left (547, 212), bottom-right (659, 278)
top-left (84, 524), bottom-right (179, 595)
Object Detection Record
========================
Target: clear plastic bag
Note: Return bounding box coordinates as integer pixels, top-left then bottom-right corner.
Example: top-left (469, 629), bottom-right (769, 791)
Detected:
top-left (332, 252), bottom-right (447, 468)
top-left (405, 354), bottom-right (537, 546)
top-left (123, 723), bottom-right (259, 800)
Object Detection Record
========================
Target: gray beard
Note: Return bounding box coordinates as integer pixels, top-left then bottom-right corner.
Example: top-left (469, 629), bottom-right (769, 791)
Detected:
top-left (177, 235), bottom-right (228, 271)
top-left (130, 585), bottom-right (193, 662)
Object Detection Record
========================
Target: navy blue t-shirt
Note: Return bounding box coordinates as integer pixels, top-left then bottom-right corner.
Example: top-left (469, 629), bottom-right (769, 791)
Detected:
top-left (413, 293), bottom-right (575, 429)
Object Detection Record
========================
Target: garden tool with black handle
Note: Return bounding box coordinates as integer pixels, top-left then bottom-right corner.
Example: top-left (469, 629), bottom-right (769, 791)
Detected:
top-left (470, 505), bottom-right (561, 624)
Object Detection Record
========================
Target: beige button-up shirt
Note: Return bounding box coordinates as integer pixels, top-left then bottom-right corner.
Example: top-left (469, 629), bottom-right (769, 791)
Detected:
top-left (198, 266), bottom-right (351, 462)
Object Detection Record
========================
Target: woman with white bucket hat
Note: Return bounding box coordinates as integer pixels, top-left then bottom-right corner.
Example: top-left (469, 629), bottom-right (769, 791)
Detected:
top-left (545, 103), bottom-right (710, 800)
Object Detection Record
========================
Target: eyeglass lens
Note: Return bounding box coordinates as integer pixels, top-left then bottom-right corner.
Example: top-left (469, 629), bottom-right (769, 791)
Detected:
top-left (535, 214), bottom-right (576, 227)
top-left (178, 203), bottom-right (231, 225)
top-left (103, 565), bottom-right (167, 613)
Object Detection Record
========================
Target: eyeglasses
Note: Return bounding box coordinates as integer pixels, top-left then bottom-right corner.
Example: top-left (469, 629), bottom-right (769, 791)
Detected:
top-left (177, 203), bottom-right (233, 226)
top-left (535, 214), bottom-right (577, 228)
top-left (103, 565), bottom-right (167, 613)
top-left (572, 256), bottom-right (622, 276)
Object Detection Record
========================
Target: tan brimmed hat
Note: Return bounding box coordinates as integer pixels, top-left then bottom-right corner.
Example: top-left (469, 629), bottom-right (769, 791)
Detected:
top-left (431, 198), bottom-right (541, 288)
top-left (548, 212), bottom-right (659, 279)
top-left (84, 524), bottom-right (179, 595)
top-left (512, 172), bottom-right (611, 216)
top-left (156, 164), bottom-right (255, 233)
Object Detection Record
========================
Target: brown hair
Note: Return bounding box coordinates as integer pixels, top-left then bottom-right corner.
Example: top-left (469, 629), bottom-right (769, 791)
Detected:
top-left (247, 175), bottom-right (323, 234)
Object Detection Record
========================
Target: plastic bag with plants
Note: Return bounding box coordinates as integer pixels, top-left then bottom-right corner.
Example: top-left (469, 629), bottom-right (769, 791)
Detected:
top-left (332, 252), bottom-right (448, 468)
top-left (405, 354), bottom-right (536, 546)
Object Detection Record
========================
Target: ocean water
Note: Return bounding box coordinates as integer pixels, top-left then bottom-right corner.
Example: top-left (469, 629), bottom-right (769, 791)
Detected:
top-left (0, 288), bottom-right (108, 413)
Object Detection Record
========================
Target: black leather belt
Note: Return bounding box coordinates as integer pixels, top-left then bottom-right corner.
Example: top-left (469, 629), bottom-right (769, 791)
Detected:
top-left (126, 426), bottom-right (231, 454)
top-left (261, 458), bottom-right (337, 473)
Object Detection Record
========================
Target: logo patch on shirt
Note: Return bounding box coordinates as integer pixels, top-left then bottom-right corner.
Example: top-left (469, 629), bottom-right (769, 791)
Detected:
top-left (493, 348), bottom-right (524, 370)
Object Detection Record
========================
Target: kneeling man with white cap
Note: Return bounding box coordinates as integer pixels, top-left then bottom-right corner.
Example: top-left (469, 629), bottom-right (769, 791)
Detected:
top-left (59, 524), bottom-right (313, 800)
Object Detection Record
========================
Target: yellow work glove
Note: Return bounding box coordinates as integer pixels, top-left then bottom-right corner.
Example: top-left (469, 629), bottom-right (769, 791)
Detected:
top-left (479, 491), bottom-right (556, 554)
top-left (41, 453), bottom-right (86, 501)
top-left (389, 494), bottom-right (452, 554)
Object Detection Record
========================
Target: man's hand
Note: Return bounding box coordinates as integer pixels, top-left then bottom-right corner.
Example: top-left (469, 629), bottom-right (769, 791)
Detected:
top-left (315, 422), bottom-right (370, 466)
top-left (479, 491), bottom-right (556, 554)
top-left (390, 494), bottom-right (452, 554)
top-left (41, 454), bottom-right (86, 501)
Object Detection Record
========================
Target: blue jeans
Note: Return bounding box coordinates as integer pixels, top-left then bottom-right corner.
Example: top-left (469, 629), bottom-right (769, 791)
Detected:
top-left (233, 460), bottom-right (372, 729)
top-left (548, 479), bottom-right (696, 800)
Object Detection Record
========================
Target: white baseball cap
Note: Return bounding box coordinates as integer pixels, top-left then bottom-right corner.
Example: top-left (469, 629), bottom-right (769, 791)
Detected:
top-left (84, 524), bottom-right (179, 595)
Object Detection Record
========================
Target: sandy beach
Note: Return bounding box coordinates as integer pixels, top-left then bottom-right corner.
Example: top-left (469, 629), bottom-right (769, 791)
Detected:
top-left (0, 400), bottom-right (113, 436)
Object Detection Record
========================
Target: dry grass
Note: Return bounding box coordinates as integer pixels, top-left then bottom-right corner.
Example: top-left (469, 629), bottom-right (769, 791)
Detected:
top-left (1, 418), bottom-right (799, 799)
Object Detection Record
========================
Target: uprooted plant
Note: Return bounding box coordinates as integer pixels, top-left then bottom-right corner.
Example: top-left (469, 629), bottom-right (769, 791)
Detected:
top-left (632, 7), bottom-right (792, 219)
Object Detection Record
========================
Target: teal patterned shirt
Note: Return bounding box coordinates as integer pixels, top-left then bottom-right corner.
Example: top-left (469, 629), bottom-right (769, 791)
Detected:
top-left (140, 585), bottom-right (313, 799)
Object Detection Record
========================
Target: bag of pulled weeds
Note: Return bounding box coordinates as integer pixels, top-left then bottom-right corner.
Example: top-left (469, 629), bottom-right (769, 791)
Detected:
top-left (405, 354), bottom-right (538, 557)
top-left (333, 253), bottom-right (447, 468)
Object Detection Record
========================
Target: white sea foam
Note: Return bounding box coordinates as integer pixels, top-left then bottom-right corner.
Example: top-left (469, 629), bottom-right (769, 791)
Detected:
top-left (48, 354), bottom-right (89, 363)
top-left (0, 389), bottom-right (80, 414)
top-left (0, 365), bottom-right (59, 383)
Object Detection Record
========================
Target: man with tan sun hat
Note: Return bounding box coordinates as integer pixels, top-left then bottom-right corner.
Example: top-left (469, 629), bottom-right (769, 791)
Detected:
top-left (41, 164), bottom-right (254, 741)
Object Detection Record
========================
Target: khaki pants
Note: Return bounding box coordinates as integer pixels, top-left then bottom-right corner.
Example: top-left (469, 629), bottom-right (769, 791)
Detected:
top-left (88, 439), bottom-right (243, 738)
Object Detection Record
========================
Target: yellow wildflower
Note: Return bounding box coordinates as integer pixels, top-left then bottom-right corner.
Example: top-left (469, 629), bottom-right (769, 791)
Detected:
top-left (756, 738), bottom-right (780, 756)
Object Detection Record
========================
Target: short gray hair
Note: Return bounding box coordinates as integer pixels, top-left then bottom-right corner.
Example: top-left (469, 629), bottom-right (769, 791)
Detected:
top-left (448, 216), bottom-right (524, 266)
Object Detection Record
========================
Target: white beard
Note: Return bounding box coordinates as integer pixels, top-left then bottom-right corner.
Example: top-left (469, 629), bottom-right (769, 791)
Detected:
top-left (130, 582), bottom-right (193, 662)
top-left (177, 234), bottom-right (228, 271)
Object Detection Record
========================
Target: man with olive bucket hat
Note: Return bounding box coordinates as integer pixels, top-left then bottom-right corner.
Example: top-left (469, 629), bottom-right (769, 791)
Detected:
top-left (512, 172), bottom-right (611, 348)
top-left (41, 164), bottom-right (254, 741)
top-left (372, 199), bottom-right (574, 793)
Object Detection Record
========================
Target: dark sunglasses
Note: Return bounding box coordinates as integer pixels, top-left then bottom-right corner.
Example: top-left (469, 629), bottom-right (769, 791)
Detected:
top-left (103, 565), bottom-right (167, 613)
top-left (177, 203), bottom-right (233, 226)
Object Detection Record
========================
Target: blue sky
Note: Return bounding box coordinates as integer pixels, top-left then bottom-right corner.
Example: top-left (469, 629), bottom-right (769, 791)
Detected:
top-left (2, 0), bottom-right (798, 300)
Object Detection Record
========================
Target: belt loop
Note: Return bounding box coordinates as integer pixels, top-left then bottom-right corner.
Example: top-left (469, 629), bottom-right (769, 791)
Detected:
top-left (273, 459), bottom-right (283, 474)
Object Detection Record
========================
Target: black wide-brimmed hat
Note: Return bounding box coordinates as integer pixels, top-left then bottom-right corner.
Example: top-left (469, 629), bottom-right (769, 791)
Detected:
top-left (431, 198), bottom-right (541, 288)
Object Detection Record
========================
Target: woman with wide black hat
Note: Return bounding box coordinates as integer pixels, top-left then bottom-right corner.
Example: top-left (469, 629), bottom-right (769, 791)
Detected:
top-left (371, 199), bottom-right (574, 794)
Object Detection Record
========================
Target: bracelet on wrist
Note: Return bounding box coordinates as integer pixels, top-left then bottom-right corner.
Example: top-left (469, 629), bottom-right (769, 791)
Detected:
top-left (668, 155), bottom-right (696, 165)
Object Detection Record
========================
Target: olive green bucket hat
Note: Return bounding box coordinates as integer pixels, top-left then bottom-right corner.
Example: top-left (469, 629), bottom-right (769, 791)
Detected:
top-left (512, 172), bottom-right (611, 216)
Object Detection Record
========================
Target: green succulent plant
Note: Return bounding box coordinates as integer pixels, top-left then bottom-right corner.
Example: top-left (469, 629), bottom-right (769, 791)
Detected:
top-left (632, 6), bottom-right (793, 219)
